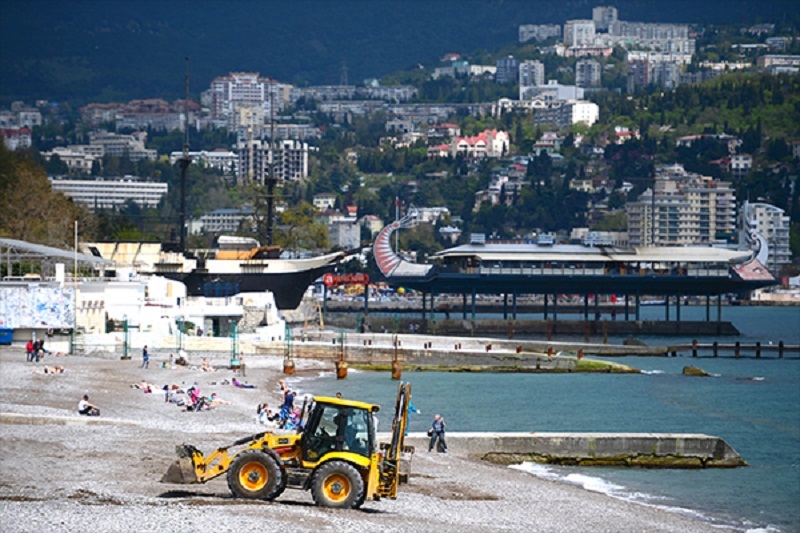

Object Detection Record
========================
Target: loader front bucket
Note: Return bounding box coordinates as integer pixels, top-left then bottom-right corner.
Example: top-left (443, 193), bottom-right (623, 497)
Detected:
top-left (160, 445), bottom-right (201, 484)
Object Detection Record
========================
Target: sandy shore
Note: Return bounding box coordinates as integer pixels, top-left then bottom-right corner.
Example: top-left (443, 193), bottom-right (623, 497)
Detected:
top-left (0, 346), bottom-right (724, 532)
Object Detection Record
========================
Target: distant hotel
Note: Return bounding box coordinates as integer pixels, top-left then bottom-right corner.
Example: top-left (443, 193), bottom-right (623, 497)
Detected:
top-left (49, 177), bottom-right (168, 211)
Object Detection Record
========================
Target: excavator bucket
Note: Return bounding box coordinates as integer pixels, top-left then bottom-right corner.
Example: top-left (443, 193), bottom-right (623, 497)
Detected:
top-left (161, 445), bottom-right (201, 484)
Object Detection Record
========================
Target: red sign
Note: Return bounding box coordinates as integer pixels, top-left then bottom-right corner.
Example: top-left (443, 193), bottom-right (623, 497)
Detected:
top-left (324, 273), bottom-right (370, 287)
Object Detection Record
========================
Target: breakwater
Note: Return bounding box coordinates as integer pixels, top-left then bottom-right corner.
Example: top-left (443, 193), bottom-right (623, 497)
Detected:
top-left (320, 315), bottom-right (740, 338)
top-left (397, 432), bottom-right (746, 468)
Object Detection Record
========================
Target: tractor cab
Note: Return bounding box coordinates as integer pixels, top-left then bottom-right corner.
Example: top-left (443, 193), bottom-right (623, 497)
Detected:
top-left (301, 397), bottom-right (379, 464)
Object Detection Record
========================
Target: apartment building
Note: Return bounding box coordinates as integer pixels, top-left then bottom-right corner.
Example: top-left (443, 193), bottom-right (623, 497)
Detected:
top-left (168, 150), bottom-right (238, 176)
top-left (592, 6), bottom-right (618, 32)
top-left (519, 60), bottom-right (546, 99)
top-left (564, 20), bottom-right (596, 47)
top-left (533, 100), bottom-right (599, 128)
top-left (740, 201), bottom-right (791, 269)
top-left (450, 129), bottom-right (510, 158)
top-left (575, 59), bottom-right (602, 87)
top-left (49, 177), bottom-right (168, 211)
top-left (206, 72), bottom-right (291, 122)
top-left (1, 128), bottom-right (32, 150)
top-left (236, 139), bottom-right (310, 183)
top-left (42, 146), bottom-right (98, 174)
top-left (193, 208), bottom-right (252, 235)
top-left (519, 24), bottom-right (561, 43)
top-left (627, 165), bottom-right (736, 246)
top-left (495, 56), bottom-right (520, 84)
top-left (88, 131), bottom-right (157, 161)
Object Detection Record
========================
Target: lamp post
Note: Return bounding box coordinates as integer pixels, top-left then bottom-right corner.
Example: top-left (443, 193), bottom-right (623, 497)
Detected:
top-left (122, 314), bottom-right (130, 359)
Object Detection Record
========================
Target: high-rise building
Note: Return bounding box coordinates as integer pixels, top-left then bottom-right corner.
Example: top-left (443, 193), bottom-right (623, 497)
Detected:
top-left (495, 55), bottom-right (520, 84)
top-left (575, 59), bottom-right (602, 87)
top-left (519, 60), bottom-right (545, 88)
top-left (740, 201), bottom-right (791, 270)
top-left (592, 6), bottom-right (618, 32)
top-left (207, 72), bottom-right (291, 123)
top-left (236, 139), bottom-right (310, 184)
top-left (564, 20), bottom-right (596, 47)
top-left (627, 165), bottom-right (737, 246)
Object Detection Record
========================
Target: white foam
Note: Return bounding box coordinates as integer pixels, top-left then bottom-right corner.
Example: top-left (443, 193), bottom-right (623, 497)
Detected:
top-left (510, 462), bottom-right (744, 530)
top-left (641, 370), bottom-right (665, 375)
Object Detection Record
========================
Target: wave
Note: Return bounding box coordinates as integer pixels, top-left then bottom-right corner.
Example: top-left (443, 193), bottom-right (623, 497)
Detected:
top-left (640, 370), bottom-right (665, 375)
top-left (509, 462), bottom-right (747, 530)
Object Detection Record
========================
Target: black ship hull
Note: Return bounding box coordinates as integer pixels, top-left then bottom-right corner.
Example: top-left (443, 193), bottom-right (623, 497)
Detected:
top-left (159, 263), bottom-right (336, 310)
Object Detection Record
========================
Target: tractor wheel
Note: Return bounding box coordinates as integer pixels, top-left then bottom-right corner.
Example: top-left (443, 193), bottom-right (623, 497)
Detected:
top-left (227, 450), bottom-right (283, 500)
top-left (310, 461), bottom-right (365, 509)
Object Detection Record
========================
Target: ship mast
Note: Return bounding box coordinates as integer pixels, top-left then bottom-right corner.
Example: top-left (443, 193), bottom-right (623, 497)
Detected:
top-left (265, 86), bottom-right (277, 246)
top-left (178, 56), bottom-right (190, 253)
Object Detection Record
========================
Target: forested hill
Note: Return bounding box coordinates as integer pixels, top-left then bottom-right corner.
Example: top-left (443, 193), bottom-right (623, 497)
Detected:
top-left (1, 0), bottom-right (798, 105)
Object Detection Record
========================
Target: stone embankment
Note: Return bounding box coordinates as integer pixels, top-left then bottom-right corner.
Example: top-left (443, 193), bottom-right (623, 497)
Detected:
top-left (288, 330), bottom-right (641, 373)
top-left (400, 432), bottom-right (746, 469)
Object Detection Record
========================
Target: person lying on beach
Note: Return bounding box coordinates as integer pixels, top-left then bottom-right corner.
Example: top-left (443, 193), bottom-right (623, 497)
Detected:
top-left (199, 358), bottom-right (215, 372)
top-left (205, 393), bottom-right (232, 407)
top-left (131, 380), bottom-right (157, 393)
top-left (257, 402), bottom-right (280, 424)
top-left (232, 377), bottom-right (256, 389)
top-left (33, 365), bottom-right (65, 375)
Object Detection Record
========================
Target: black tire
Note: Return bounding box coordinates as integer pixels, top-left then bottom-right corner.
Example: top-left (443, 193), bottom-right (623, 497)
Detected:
top-left (227, 450), bottom-right (283, 500)
top-left (310, 461), bottom-right (365, 509)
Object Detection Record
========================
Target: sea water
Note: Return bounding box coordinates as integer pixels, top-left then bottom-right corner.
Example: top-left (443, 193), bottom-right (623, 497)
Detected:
top-left (301, 306), bottom-right (800, 531)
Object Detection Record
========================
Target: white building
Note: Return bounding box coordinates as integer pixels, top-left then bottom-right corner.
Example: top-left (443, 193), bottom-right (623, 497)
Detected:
top-left (42, 146), bottom-right (98, 174)
top-left (192, 208), bottom-right (253, 235)
top-left (237, 139), bottom-right (310, 183)
top-left (740, 201), bottom-right (791, 269)
top-left (169, 150), bottom-right (238, 177)
top-left (206, 72), bottom-right (291, 122)
top-left (49, 177), bottom-right (168, 211)
top-left (564, 20), bottom-right (596, 47)
top-left (89, 131), bottom-right (157, 161)
top-left (627, 165), bottom-right (737, 247)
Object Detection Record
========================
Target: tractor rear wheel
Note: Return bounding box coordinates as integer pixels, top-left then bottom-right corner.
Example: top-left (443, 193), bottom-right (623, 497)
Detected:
top-left (227, 450), bottom-right (283, 500)
top-left (311, 461), bottom-right (365, 509)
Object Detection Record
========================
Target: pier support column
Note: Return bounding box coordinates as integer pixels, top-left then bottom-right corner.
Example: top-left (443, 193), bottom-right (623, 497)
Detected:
top-left (323, 284), bottom-right (328, 315)
top-left (543, 294), bottom-right (549, 320)
top-left (665, 296), bottom-right (670, 321)
top-left (513, 292), bottom-right (518, 320)
top-left (553, 294), bottom-right (558, 321)
top-left (717, 294), bottom-right (722, 322)
top-left (471, 290), bottom-right (477, 321)
top-left (462, 293), bottom-right (467, 320)
top-left (503, 293), bottom-right (508, 320)
top-left (422, 292), bottom-right (427, 321)
top-left (676, 294), bottom-right (681, 322)
top-left (706, 295), bottom-right (710, 322)
top-left (635, 291), bottom-right (640, 321)
top-left (584, 294), bottom-right (589, 321)
top-left (594, 294), bottom-right (599, 321)
top-left (625, 295), bottom-right (629, 320)
top-left (430, 292), bottom-right (435, 323)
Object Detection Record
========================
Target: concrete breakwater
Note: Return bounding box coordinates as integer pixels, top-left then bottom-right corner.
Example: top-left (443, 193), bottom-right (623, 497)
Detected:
top-left (289, 331), bottom-right (641, 373)
top-left (322, 315), bottom-right (741, 337)
top-left (399, 432), bottom-right (747, 468)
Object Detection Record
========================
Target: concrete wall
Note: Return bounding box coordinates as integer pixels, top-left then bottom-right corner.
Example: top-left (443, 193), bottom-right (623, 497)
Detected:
top-left (396, 432), bottom-right (746, 468)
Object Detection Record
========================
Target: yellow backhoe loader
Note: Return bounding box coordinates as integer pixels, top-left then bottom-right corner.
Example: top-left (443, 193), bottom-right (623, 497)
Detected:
top-left (162, 382), bottom-right (412, 509)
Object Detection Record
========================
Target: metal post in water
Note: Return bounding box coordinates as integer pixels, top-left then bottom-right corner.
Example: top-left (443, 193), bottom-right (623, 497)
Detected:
top-left (755, 341), bottom-right (761, 358)
top-left (735, 341), bottom-right (740, 358)
top-left (713, 341), bottom-right (718, 357)
top-left (692, 339), bottom-right (698, 357)
top-left (779, 340), bottom-right (784, 359)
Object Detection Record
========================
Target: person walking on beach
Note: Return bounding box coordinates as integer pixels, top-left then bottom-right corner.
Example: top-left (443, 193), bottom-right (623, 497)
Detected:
top-left (428, 413), bottom-right (447, 453)
top-left (26, 339), bottom-right (35, 362)
top-left (141, 345), bottom-right (149, 369)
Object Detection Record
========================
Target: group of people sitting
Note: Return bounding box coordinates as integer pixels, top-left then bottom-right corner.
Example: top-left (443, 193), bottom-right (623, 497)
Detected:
top-left (255, 379), bottom-right (305, 430)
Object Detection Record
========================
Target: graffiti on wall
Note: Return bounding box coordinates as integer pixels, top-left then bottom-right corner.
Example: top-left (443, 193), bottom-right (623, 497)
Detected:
top-left (0, 287), bottom-right (75, 329)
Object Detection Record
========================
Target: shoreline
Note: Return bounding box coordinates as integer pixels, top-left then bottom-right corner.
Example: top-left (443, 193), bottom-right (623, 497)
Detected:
top-left (0, 347), bottom-right (730, 532)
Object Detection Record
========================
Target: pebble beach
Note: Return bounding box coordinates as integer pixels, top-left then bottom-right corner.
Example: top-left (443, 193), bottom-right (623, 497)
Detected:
top-left (0, 346), bottom-right (725, 532)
